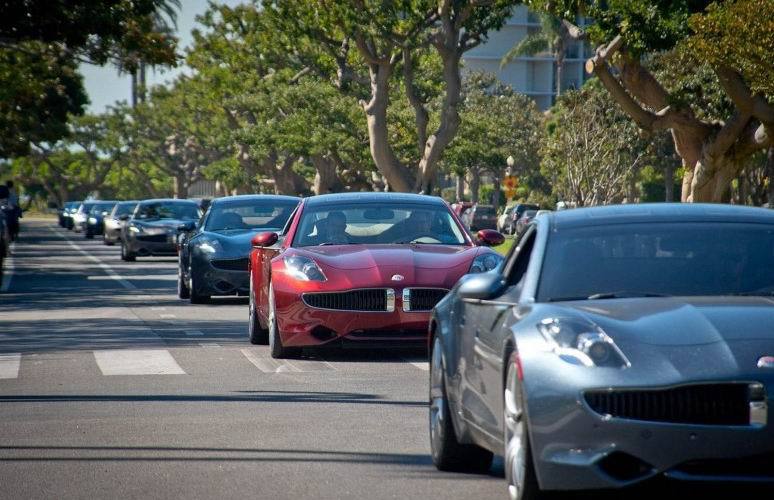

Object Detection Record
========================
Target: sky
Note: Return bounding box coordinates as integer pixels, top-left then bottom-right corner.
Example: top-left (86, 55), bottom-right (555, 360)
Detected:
top-left (80, 0), bottom-right (243, 113)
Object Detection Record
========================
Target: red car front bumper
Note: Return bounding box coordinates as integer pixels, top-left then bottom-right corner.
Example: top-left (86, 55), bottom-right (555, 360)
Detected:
top-left (274, 286), bottom-right (433, 347)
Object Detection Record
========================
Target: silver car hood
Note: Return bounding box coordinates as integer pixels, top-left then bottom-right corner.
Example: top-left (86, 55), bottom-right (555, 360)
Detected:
top-left (536, 297), bottom-right (774, 379)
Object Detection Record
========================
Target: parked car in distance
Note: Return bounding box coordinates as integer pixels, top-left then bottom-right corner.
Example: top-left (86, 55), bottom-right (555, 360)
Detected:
top-left (103, 201), bottom-right (138, 246)
top-left (72, 201), bottom-right (98, 233)
top-left (429, 203), bottom-right (774, 499)
top-left (470, 204), bottom-right (498, 232)
top-left (514, 209), bottom-right (538, 236)
top-left (247, 192), bottom-right (505, 358)
top-left (58, 201), bottom-right (78, 227)
top-left (84, 201), bottom-right (118, 239)
top-left (121, 199), bottom-right (200, 261)
top-left (178, 194), bottom-right (299, 303)
top-left (502, 203), bottom-right (540, 235)
top-left (62, 201), bottom-right (82, 230)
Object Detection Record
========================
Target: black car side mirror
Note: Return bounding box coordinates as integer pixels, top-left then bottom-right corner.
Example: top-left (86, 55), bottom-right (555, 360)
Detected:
top-left (458, 272), bottom-right (506, 301)
top-left (178, 221), bottom-right (196, 233)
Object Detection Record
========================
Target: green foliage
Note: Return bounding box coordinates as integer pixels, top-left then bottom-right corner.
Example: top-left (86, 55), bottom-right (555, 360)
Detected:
top-left (528, 0), bottom-right (711, 55)
top-left (0, 47), bottom-right (87, 157)
top-left (689, 0), bottom-right (774, 99)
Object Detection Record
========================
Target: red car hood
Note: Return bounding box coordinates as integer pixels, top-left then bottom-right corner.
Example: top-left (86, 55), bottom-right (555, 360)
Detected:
top-left (298, 244), bottom-right (478, 270)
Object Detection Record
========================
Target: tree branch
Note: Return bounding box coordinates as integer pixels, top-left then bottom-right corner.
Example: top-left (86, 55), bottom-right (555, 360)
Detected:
top-left (715, 66), bottom-right (774, 125)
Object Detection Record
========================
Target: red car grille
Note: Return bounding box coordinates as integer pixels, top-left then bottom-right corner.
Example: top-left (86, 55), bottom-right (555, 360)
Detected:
top-left (405, 288), bottom-right (448, 311)
top-left (303, 289), bottom-right (389, 311)
top-left (584, 383), bottom-right (754, 426)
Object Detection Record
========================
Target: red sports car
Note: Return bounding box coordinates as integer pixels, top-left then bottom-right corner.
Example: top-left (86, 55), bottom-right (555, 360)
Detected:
top-left (247, 192), bottom-right (505, 358)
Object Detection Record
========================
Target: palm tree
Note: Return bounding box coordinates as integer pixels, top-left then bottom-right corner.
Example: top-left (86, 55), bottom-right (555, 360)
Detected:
top-left (500, 13), bottom-right (583, 102)
top-left (118, 0), bottom-right (181, 107)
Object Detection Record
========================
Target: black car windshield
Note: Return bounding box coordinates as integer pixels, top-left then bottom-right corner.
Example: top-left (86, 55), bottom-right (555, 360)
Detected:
top-left (135, 202), bottom-right (199, 221)
top-left (89, 203), bottom-right (116, 215)
top-left (293, 203), bottom-right (467, 247)
top-left (205, 200), bottom-right (298, 231)
top-left (113, 203), bottom-right (137, 217)
top-left (537, 222), bottom-right (774, 301)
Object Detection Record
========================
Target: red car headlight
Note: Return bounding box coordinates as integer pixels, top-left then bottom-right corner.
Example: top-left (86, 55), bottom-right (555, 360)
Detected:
top-left (283, 255), bottom-right (327, 282)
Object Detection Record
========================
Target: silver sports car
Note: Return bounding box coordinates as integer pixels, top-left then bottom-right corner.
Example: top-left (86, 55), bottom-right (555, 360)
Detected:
top-left (429, 203), bottom-right (774, 498)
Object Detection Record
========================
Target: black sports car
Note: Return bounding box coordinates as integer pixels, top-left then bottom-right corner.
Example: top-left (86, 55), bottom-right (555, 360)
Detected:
top-left (177, 194), bottom-right (299, 303)
top-left (121, 199), bottom-right (201, 261)
top-left (84, 201), bottom-right (118, 238)
top-left (429, 203), bottom-right (774, 498)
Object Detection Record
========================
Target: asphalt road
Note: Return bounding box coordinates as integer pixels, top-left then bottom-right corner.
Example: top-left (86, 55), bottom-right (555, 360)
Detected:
top-left (0, 219), bottom-right (505, 500)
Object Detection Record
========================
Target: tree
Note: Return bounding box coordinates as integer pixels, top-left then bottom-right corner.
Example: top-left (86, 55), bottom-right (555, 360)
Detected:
top-left (541, 81), bottom-right (652, 207)
top-left (267, 0), bottom-right (516, 193)
top-left (529, 0), bottom-right (774, 202)
top-left (444, 73), bottom-right (544, 209)
top-left (0, 0), bottom-right (179, 157)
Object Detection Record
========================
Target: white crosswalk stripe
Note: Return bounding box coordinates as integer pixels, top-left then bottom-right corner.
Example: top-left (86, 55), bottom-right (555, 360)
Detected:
top-left (240, 348), bottom-right (336, 373)
top-left (0, 353), bottom-right (21, 379)
top-left (94, 349), bottom-right (186, 375)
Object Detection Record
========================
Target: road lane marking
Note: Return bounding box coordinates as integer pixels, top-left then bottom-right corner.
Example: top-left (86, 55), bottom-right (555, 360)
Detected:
top-left (240, 349), bottom-right (301, 373)
top-left (402, 358), bottom-right (429, 371)
top-left (185, 330), bottom-right (204, 336)
top-left (199, 342), bottom-right (220, 347)
top-left (151, 307), bottom-right (167, 311)
top-left (0, 353), bottom-right (21, 379)
top-left (0, 242), bottom-right (16, 292)
top-left (159, 314), bottom-right (176, 319)
top-left (94, 350), bottom-right (185, 375)
top-left (52, 227), bottom-right (137, 290)
top-left (240, 349), bottom-right (335, 373)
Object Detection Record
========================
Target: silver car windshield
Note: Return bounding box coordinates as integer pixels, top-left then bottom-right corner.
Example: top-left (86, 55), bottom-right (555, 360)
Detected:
top-left (538, 222), bottom-right (774, 301)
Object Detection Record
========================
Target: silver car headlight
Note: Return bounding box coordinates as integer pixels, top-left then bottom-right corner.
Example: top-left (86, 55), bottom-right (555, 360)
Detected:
top-left (283, 255), bottom-right (326, 282)
top-left (128, 225), bottom-right (143, 233)
top-left (468, 252), bottom-right (503, 274)
top-left (537, 317), bottom-right (630, 368)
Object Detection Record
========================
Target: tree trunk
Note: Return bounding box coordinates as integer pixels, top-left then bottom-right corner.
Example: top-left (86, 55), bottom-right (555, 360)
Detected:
top-left (664, 161), bottom-right (675, 202)
top-left (139, 63), bottom-right (146, 103)
top-left (131, 70), bottom-right (138, 109)
top-left (273, 157), bottom-right (308, 195)
top-left (555, 39), bottom-right (565, 101)
top-left (767, 147), bottom-right (774, 206)
top-left (173, 172), bottom-right (188, 199)
top-left (491, 170), bottom-right (501, 214)
top-left (416, 50), bottom-right (463, 194)
top-left (689, 151), bottom-right (743, 203)
top-left (455, 174), bottom-right (465, 202)
top-left (362, 62), bottom-right (415, 192)
top-left (312, 155), bottom-right (343, 195)
top-left (468, 169), bottom-right (481, 203)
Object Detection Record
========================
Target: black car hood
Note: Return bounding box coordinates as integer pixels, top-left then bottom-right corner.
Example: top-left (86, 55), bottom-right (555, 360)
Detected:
top-left (540, 297), bottom-right (774, 378)
top-left (199, 229), bottom-right (259, 256)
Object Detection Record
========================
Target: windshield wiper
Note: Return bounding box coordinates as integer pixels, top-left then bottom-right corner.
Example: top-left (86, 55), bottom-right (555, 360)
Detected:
top-left (586, 291), bottom-right (671, 300)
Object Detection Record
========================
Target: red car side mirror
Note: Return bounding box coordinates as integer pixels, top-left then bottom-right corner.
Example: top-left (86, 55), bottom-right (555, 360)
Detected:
top-left (251, 231), bottom-right (279, 248)
top-left (476, 229), bottom-right (505, 247)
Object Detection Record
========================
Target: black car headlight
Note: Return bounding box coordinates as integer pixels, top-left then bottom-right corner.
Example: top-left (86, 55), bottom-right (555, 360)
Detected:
top-left (537, 317), bottom-right (630, 368)
top-left (128, 224), bottom-right (143, 234)
top-left (283, 255), bottom-right (326, 282)
top-left (468, 252), bottom-right (503, 274)
top-left (199, 238), bottom-right (223, 254)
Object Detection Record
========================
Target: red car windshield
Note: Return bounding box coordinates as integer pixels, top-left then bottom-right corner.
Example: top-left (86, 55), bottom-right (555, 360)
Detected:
top-left (293, 203), bottom-right (467, 246)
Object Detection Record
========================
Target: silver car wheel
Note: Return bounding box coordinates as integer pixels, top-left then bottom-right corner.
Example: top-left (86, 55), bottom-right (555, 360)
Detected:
top-left (505, 362), bottom-right (527, 500)
top-left (429, 336), bottom-right (446, 455)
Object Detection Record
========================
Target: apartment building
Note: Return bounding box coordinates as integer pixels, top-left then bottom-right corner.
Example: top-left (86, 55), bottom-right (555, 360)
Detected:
top-left (462, 5), bottom-right (591, 110)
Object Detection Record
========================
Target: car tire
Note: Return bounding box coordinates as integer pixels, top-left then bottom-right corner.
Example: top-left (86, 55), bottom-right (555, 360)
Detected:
top-left (268, 282), bottom-right (298, 358)
top-left (504, 358), bottom-right (542, 500)
top-left (177, 265), bottom-right (190, 299)
top-left (120, 241), bottom-right (136, 262)
top-left (248, 277), bottom-right (268, 345)
top-left (429, 335), bottom-right (494, 473)
top-left (189, 269), bottom-right (210, 304)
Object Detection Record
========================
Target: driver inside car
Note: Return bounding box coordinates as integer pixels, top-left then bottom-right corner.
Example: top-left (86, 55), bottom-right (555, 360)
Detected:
top-left (316, 211), bottom-right (349, 245)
